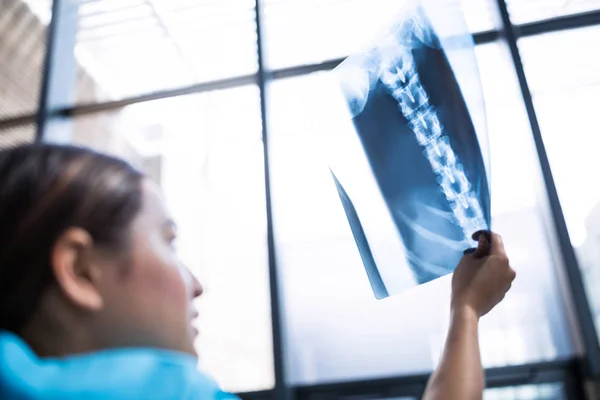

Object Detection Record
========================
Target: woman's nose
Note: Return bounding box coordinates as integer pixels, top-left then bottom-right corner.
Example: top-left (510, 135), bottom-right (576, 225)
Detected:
top-left (190, 271), bottom-right (203, 298)
top-left (179, 262), bottom-right (204, 298)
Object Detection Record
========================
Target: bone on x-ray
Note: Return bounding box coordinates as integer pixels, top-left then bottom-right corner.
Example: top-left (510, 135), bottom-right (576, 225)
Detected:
top-left (314, 0), bottom-right (491, 299)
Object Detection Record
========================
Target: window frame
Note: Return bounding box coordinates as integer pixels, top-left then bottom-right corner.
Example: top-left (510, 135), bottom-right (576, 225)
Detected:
top-left (0, 0), bottom-right (598, 398)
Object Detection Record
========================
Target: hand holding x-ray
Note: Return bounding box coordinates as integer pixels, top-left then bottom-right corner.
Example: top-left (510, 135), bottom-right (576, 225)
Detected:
top-left (311, 0), bottom-right (491, 299)
top-left (452, 231), bottom-right (516, 318)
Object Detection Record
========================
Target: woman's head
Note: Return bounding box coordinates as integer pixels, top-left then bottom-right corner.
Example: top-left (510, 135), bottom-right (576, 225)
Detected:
top-left (0, 144), bottom-right (202, 357)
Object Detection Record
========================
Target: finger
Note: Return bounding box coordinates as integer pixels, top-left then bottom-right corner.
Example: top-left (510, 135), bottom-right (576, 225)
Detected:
top-left (473, 232), bottom-right (491, 259)
top-left (472, 230), bottom-right (491, 242)
top-left (488, 232), bottom-right (507, 257)
top-left (463, 247), bottom-right (477, 255)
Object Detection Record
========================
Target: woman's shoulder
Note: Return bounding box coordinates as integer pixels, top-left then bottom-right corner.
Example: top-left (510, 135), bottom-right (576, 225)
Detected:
top-left (0, 331), bottom-right (239, 400)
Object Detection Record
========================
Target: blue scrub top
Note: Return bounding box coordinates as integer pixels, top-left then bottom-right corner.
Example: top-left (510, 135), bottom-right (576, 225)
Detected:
top-left (0, 331), bottom-right (239, 399)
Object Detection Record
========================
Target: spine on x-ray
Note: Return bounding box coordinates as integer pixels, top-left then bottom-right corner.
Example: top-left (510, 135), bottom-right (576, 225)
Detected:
top-left (379, 46), bottom-right (486, 242)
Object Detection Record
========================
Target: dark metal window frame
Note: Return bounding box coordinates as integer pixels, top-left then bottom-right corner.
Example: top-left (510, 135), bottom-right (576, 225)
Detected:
top-left (0, 0), bottom-right (599, 398)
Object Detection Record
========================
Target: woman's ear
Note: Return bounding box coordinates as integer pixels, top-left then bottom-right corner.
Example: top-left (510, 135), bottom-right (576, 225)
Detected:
top-left (51, 228), bottom-right (103, 311)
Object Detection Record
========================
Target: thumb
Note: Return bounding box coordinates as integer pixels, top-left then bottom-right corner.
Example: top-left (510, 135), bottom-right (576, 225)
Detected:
top-left (488, 232), bottom-right (507, 258)
top-left (471, 230), bottom-right (491, 259)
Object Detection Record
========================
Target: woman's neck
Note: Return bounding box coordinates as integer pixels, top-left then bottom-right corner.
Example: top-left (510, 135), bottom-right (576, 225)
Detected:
top-left (20, 294), bottom-right (97, 358)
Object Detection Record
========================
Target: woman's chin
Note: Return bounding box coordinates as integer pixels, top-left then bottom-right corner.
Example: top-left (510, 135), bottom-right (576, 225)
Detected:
top-left (185, 326), bottom-right (199, 356)
top-left (183, 341), bottom-right (198, 357)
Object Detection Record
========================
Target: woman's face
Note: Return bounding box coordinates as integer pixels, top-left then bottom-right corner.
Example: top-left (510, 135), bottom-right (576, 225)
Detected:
top-left (90, 179), bottom-right (203, 355)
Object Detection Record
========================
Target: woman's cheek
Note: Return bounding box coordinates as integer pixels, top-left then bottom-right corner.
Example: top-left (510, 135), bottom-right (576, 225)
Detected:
top-left (135, 245), bottom-right (190, 312)
top-left (159, 259), bottom-right (190, 308)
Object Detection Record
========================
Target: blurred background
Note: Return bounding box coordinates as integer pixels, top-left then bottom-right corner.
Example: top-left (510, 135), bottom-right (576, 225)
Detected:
top-left (1, 0), bottom-right (600, 399)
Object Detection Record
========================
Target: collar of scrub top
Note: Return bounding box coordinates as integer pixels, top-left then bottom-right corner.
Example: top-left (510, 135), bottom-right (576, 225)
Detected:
top-left (0, 331), bottom-right (239, 400)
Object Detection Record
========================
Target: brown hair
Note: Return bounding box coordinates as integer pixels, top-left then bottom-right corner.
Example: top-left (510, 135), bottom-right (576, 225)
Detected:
top-left (0, 143), bottom-right (144, 334)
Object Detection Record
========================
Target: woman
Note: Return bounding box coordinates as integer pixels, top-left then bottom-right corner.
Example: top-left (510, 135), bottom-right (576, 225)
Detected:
top-left (0, 144), bottom-right (515, 399)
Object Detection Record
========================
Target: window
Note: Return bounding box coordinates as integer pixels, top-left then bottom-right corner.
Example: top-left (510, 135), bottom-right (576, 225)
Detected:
top-left (71, 86), bottom-right (274, 393)
top-left (0, 0), bottom-right (50, 119)
top-left (5, 0), bottom-right (598, 396)
top-left (485, 383), bottom-right (566, 400)
top-left (0, 124), bottom-right (36, 149)
top-left (268, 40), bottom-right (573, 385)
top-left (74, 0), bottom-right (258, 104)
top-left (262, 0), bottom-right (500, 70)
top-left (519, 25), bottom-right (600, 345)
top-left (507, 0), bottom-right (600, 25)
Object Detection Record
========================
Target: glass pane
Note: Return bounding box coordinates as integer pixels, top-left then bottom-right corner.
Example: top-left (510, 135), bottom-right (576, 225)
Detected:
top-left (0, 124), bottom-right (36, 149)
top-left (0, 0), bottom-right (51, 119)
top-left (71, 86), bottom-right (274, 393)
top-left (484, 383), bottom-right (566, 400)
top-left (519, 26), bottom-right (600, 345)
top-left (262, 0), bottom-right (500, 70)
top-left (75, 0), bottom-right (258, 104)
top-left (269, 41), bottom-right (573, 385)
top-left (507, 0), bottom-right (600, 25)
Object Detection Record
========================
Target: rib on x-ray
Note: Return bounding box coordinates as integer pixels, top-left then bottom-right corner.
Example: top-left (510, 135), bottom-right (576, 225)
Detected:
top-left (318, 1), bottom-right (491, 299)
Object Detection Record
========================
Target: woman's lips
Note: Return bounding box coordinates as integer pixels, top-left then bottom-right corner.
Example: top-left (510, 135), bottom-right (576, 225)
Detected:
top-left (190, 311), bottom-right (200, 337)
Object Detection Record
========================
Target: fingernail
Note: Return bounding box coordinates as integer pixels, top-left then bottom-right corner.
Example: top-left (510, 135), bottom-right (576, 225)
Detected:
top-left (479, 234), bottom-right (488, 247)
top-left (463, 247), bottom-right (477, 255)
top-left (472, 230), bottom-right (491, 242)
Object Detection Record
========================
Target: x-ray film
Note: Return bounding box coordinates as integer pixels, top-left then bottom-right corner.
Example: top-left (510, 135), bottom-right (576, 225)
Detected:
top-left (313, 1), bottom-right (491, 299)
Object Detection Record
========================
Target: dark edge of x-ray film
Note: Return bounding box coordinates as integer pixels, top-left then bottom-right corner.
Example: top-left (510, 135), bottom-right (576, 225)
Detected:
top-left (331, 170), bottom-right (390, 299)
top-left (327, 2), bottom-right (491, 298)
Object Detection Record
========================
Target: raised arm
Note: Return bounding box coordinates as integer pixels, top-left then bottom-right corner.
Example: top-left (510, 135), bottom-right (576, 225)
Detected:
top-left (423, 231), bottom-right (516, 400)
